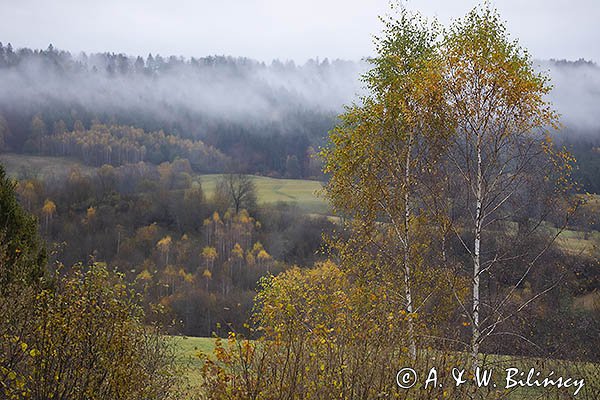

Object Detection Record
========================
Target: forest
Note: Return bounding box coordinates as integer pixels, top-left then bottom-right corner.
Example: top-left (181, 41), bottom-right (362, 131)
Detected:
top-left (1, 3), bottom-right (600, 399)
top-left (0, 41), bottom-right (600, 185)
top-left (3, 155), bottom-right (335, 337)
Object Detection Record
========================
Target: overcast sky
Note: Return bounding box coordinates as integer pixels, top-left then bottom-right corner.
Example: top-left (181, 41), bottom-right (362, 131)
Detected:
top-left (0, 0), bottom-right (598, 63)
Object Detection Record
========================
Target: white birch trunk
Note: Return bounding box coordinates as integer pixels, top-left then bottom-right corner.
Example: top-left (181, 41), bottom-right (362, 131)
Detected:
top-left (472, 131), bottom-right (483, 367)
top-left (403, 133), bottom-right (417, 360)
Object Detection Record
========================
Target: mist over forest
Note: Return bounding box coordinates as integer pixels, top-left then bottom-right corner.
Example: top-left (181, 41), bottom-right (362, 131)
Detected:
top-left (0, 43), bottom-right (599, 184)
top-left (0, 43), bottom-right (598, 131)
top-left (0, 45), bottom-right (365, 124)
top-left (540, 59), bottom-right (600, 132)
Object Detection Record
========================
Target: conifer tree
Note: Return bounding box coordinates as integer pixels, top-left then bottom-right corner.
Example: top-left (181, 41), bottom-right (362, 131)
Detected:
top-left (0, 165), bottom-right (46, 289)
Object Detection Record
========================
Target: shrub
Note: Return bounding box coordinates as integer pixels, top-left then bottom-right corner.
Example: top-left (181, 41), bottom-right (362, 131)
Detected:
top-left (0, 264), bottom-right (178, 400)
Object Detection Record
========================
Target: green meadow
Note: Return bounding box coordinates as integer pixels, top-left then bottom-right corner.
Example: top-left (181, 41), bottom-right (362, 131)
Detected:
top-left (196, 174), bottom-right (328, 213)
top-left (0, 153), bottom-right (95, 179)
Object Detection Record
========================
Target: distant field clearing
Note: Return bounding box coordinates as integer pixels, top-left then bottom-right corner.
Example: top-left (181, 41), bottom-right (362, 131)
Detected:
top-left (0, 153), bottom-right (95, 178)
top-left (0, 153), bottom-right (330, 214)
top-left (197, 174), bottom-right (328, 213)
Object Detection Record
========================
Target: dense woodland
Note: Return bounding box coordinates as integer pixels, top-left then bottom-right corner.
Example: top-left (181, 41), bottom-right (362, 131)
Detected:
top-left (5, 148), bottom-right (597, 353)
top-left (6, 158), bottom-right (334, 336)
top-left (0, 42), bottom-right (600, 184)
top-left (0, 42), bottom-right (352, 178)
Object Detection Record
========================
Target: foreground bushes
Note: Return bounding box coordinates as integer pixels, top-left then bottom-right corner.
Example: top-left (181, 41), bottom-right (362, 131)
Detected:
top-left (200, 261), bottom-right (452, 399)
top-left (0, 264), bottom-right (178, 400)
top-left (199, 262), bottom-right (600, 400)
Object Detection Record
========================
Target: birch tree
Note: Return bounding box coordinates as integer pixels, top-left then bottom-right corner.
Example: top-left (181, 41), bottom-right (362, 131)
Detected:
top-left (156, 235), bottom-right (172, 266)
top-left (41, 199), bottom-right (56, 233)
top-left (322, 8), bottom-right (454, 360)
top-left (441, 6), bottom-right (575, 365)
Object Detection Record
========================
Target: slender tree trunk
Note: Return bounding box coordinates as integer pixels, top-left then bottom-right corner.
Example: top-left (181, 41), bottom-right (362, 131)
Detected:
top-left (403, 133), bottom-right (417, 360)
top-left (472, 131), bottom-right (483, 367)
top-left (207, 308), bottom-right (211, 335)
top-left (441, 229), bottom-right (447, 263)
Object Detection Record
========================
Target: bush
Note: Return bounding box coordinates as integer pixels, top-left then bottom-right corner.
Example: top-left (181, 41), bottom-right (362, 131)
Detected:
top-left (0, 264), bottom-right (178, 400)
top-left (200, 261), bottom-right (454, 399)
top-left (199, 262), bottom-right (600, 400)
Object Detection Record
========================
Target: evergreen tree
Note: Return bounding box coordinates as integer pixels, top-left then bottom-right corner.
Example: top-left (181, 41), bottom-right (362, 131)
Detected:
top-left (0, 164), bottom-right (46, 289)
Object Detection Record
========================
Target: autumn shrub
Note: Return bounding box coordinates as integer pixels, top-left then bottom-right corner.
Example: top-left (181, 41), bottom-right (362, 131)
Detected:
top-left (0, 263), bottom-right (179, 400)
top-left (199, 261), bottom-right (600, 399)
top-left (199, 261), bottom-right (473, 399)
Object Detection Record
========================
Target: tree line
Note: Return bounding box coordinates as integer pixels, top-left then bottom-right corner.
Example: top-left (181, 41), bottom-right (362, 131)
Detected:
top-left (0, 42), bottom-right (351, 179)
top-left (30, 122), bottom-right (229, 172)
top-left (1, 41), bottom-right (600, 184)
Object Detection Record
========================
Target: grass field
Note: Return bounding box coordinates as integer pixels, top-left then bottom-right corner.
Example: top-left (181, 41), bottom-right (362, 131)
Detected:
top-left (168, 336), bottom-right (217, 393)
top-left (170, 335), bottom-right (216, 369)
top-left (197, 174), bottom-right (328, 213)
top-left (0, 153), bottom-right (95, 179)
top-left (557, 228), bottom-right (600, 256)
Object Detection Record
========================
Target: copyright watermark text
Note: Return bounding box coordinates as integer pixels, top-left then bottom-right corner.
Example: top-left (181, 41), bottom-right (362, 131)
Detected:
top-left (396, 366), bottom-right (585, 396)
